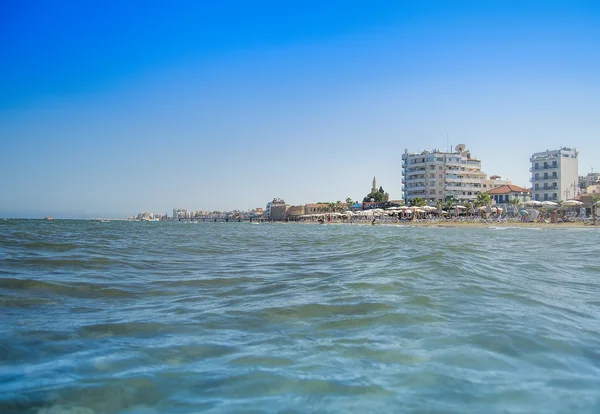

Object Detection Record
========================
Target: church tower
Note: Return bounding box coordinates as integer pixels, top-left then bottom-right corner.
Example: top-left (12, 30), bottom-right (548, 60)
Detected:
top-left (372, 176), bottom-right (377, 193)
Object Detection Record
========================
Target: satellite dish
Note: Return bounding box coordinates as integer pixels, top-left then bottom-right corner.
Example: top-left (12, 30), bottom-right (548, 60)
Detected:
top-left (455, 144), bottom-right (466, 153)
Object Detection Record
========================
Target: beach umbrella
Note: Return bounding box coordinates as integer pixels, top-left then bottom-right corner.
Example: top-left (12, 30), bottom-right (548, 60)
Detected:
top-left (562, 200), bottom-right (583, 207)
top-left (486, 203), bottom-right (492, 214)
top-left (524, 200), bottom-right (543, 207)
top-left (469, 204), bottom-right (476, 215)
top-left (540, 201), bottom-right (558, 208)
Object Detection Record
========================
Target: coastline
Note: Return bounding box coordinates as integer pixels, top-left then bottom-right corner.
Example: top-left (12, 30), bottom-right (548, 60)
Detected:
top-left (302, 220), bottom-right (597, 229)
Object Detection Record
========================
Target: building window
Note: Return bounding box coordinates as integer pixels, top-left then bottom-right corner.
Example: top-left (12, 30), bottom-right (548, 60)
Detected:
top-left (535, 173), bottom-right (539, 180)
top-left (535, 163), bottom-right (539, 169)
top-left (544, 193), bottom-right (549, 200)
top-left (553, 193), bottom-right (557, 199)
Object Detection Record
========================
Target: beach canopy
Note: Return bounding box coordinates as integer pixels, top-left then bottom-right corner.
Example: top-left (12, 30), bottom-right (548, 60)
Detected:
top-left (524, 200), bottom-right (543, 207)
top-left (540, 201), bottom-right (558, 208)
top-left (562, 200), bottom-right (583, 206)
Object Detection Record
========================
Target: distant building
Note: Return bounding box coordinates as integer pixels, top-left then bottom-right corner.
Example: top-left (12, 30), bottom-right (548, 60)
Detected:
top-left (172, 208), bottom-right (188, 220)
top-left (285, 205), bottom-right (305, 221)
top-left (402, 144), bottom-right (485, 204)
top-left (304, 203), bottom-right (330, 214)
top-left (481, 175), bottom-right (512, 192)
top-left (585, 172), bottom-right (600, 187)
top-left (485, 185), bottom-right (530, 206)
top-left (586, 183), bottom-right (600, 195)
top-left (371, 176), bottom-right (378, 193)
top-left (268, 198), bottom-right (287, 221)
top-left (530, 147), bottom-right (578, 201)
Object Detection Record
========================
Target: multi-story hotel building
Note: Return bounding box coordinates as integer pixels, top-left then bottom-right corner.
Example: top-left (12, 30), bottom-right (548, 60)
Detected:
top-left (401, 144), bottom-right (485, 205)
top-left (530, 147), bottom-right (578, 201)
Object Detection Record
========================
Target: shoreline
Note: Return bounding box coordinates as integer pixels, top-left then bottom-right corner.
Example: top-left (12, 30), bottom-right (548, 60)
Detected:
top-left (301, 220), bottom-right (597, 229)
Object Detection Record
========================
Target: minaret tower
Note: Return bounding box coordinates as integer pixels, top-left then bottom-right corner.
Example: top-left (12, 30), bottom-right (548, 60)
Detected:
top-left (372, 176), bottom-right (377, 193)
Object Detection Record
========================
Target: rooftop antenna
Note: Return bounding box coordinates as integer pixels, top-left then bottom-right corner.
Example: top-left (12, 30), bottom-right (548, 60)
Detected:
top-left (446, 134), bottom-right (449, 153)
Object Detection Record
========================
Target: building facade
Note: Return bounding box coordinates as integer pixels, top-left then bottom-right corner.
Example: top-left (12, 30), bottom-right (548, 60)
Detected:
top-left (585, 172), bottom-right (600, 187)
top-left (268, 198), bottom-right (287, 221)
top-left (481, 175), bottom-right (512, 192)
top-left (401, 145), bottom-right (485, 205)
top-left (530, 147), bottom-right (579, 201)
top-left (485, 185), bottom-right (530, 206)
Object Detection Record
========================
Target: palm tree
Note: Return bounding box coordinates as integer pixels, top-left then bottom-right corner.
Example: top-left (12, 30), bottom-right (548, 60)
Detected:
top-left (411, 197), bottom-right (427, 207)
top-left (508, 197), bottom-right (522, 217)
top-left (475, 192), bottom-right (491, 208)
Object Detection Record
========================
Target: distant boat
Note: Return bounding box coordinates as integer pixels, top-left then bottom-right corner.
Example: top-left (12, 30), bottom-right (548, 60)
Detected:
top-left (43, 216), bottom-right (53, 221)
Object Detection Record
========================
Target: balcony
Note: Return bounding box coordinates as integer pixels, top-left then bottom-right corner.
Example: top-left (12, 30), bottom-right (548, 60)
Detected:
top-left (530, 165), bottom-right (558, 172)
top-left (531, 176), bottom-right (558, 182)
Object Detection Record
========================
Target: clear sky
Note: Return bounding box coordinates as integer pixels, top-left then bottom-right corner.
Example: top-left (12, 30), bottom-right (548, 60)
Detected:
top-left (1, 0), bottom-right (599, 218)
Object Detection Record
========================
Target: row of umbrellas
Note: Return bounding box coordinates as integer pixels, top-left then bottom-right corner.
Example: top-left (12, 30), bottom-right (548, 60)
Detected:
top-left (523, 200), bottom-right (590, 208)
top-left (299, 199), bottom-right (597, 219)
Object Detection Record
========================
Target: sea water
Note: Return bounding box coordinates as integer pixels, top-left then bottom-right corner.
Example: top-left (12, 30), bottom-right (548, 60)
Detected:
top-left (1, 220), bottom-right (599, 413)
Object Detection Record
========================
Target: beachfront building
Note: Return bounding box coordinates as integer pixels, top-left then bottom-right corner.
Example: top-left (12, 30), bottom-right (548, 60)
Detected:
top-left (304, 203), bottom-right (330, 214)
top-left (268, 198), bottom-right (287, 221)
top-left (285, 205), bottom-right (305, 221)
top-left (485, 185), bottom-right (530, 207)
top-left (172, 208), bottom-right (189, 220)
top-left (482, 175), bottom-right (512, 192)
top-left (530, 147), bottom-right (579, 201)
top-left (401, 144), bottom-right (485, 205)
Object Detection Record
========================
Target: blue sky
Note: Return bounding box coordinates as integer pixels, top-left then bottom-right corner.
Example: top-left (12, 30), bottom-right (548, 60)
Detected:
top-left (1, 1), bottom-right (599, 218)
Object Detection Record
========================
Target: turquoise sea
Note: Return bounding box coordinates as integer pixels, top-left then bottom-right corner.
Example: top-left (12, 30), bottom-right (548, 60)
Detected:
top-left (1, 220), bottom-right (599, 413)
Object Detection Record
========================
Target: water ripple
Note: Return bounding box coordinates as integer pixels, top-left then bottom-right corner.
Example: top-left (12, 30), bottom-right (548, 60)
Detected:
top-left (1, 221), bottom-right (600, 413)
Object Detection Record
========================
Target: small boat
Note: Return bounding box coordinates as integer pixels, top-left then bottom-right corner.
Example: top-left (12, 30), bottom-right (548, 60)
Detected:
top-left (43, 216), bottom-right (53, 221)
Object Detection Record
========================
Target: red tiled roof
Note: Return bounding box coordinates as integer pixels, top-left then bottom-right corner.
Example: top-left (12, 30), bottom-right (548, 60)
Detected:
top-left (485, 184), bottom-right (530, 195)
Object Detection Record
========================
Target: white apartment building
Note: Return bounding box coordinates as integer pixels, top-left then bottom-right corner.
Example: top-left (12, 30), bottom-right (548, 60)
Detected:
top-left (172, 208), bottom-right (188, 220)
top-left (401, 144), bottom-right (485, 204)
top-left (530, 147), bottom-right (579, 201)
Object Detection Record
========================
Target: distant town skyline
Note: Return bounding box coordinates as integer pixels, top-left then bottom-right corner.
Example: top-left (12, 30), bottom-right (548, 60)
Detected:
top-left (1, 1), bottom-right (599, 218)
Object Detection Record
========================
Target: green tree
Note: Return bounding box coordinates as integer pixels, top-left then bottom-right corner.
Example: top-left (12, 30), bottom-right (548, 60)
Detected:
top-left (363, 191), bottom-right (384, 203)
top-left (378, 186), bottom-right (384, 194)
top-left (384, 192), bottom-right (390, 202)
top-left (411, 197), bottom-right (427, 207)
top-left (475, 192), bottom-right (491, 207)
top-left (346, 197), bottom-right (353, 205)
top-left (509, 197), bottom-right (522, 207)
top-left (464, 202), bottom-right (474, 215)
